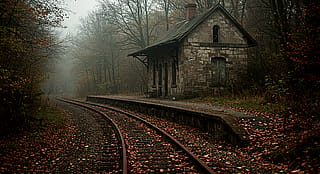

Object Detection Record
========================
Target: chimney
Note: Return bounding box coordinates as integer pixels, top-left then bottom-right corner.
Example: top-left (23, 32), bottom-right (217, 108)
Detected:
top-left (185, 3), bottom-right (197, 20)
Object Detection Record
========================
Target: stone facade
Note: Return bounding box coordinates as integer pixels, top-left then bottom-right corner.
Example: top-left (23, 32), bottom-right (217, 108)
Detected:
top-left (130, 4), bottom-right (256, 98)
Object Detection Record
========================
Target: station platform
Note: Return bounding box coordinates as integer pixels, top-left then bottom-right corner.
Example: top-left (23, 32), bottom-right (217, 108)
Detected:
top-left (86, 95), bottom-right (255, 145)
top-left (91, 95), bottom-right (254, 119)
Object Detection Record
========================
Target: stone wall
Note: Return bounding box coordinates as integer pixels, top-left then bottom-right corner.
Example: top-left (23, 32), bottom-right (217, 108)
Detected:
top-left (147, 8), bottom-right (251, 97)
top-left (187, 9), bottom-right (247, 44)
top-left (179, 44), bottom-right (248, 96)
top-left (177, 9), bottom-right (250, 96)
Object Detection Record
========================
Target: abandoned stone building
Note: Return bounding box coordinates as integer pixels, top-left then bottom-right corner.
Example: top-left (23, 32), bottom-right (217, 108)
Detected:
top-left (129, 3), bottom-right (257, 98)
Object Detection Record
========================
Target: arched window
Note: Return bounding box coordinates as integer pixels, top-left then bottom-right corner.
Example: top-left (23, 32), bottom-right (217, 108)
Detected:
top-left (213, 25), bottom-right (220, 43)
top-left (211, 57), bottom-right (226, 86)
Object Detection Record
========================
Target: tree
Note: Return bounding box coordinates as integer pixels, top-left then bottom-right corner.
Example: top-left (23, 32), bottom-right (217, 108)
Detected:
top-left (281, 0), bottom-right (320, 107)
top-left (99, 0), bottom-right (158, 49)
top-left (244, 0), bottom-right (319, 116)
top-left (0, 0), bottom-right (68, 131)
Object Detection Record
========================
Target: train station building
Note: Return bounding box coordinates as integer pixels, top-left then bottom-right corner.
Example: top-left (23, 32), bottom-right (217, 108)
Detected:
top-left (129, 4), bottom-right (256, 98)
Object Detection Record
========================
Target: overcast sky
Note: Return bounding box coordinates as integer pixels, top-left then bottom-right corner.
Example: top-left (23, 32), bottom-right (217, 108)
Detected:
top-left (63, 0), bottom-right (99, 34)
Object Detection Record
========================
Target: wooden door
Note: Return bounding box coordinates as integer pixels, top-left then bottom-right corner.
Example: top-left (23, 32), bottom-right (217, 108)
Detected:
top-left (211, 57), bottom-right (226, 86)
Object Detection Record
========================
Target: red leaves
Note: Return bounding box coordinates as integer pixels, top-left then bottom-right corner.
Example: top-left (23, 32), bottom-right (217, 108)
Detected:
top-left (0, 107), bottom-right (74, 173)
top-left (1, 1), bottom-right (69, 122)
top-left (0, 68), bottom-right (32, 100)
top-left (237, 107), bottom-right (320, 173)
top-left (281, 17), bottom-right (320, 79)
top-left (182, 96), bottom-right (316, 172)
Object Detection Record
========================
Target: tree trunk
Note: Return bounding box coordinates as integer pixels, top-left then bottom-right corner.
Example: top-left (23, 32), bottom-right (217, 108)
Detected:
top-left (144, 0), bottom-right (150, 46)
top-left (240, 0), bottom-right (247, 25)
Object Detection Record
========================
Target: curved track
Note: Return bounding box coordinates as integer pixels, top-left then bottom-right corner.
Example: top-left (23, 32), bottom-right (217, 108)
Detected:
top-left (59, 97), bottom-right (215, 174)
top-left (57, 98), bottom-right (127, 174)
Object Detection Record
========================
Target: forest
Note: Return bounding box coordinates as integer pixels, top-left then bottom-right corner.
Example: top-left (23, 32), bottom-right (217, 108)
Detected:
top-left (1, 0), bottom-right (319, 132)
top-left (1, 0), bottom-right (319, 131)
top-left (1, 0), bottom-right (68, 130)
top-left (0, 0), bottom-right (319, 173)
top-left (49, 0), bottom-right (319, 116)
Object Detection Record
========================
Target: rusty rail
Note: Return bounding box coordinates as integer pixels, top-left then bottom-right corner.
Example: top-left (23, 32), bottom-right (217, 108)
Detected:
top-left (57, 98), bottom-right (127, 174)
top-left (81, 99), bottom-right (215, 174)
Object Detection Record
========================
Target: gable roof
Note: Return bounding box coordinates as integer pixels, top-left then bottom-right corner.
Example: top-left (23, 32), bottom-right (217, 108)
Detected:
top-left (129, 4), bottom-right (257, 57)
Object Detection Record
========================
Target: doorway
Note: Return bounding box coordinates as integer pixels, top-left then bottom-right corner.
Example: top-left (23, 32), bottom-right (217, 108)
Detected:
top-left (211, 57), bottom-right (226, 86)
top-left (164, 63), bottom-right (168, 96)
top-left (158, 64), bottom-right (162, 97)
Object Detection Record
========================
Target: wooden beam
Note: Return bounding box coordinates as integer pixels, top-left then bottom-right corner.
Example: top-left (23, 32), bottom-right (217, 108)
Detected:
top-left (134, 56), bottom-right (148, 67)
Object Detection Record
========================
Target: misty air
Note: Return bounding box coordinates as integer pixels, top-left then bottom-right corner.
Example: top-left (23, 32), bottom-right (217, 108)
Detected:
top-left (1, 0), bottom-right (319, 173)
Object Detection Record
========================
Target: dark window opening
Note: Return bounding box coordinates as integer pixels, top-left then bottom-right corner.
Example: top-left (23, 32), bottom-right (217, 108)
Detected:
top-left (213, 25), bottom-right (220, 43)
top-left (172, 61), bottom-right (177, 86)
top-left (164, 63), bottom-right (168, 96)
top-left (152, 63), bottom-right (156, 87)
top-left (158, 64), bottom-right (162, 86)
top-left (211, 57), bottom-right (226, 86)
top-left (158, 64), bottom-right (162, 96)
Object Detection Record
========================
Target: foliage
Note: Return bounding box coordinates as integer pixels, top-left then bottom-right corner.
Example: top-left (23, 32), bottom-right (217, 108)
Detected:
top-left (281, 1), bottom-right (320, 82)
top-left (264, 73), bottom-right (290, 103)
top-left (0, 68), bottom-right (32, 125)
top-left (278, 0), bottom-right (319, 114)
top-left (246, 0), bottom-right (319, 116)
top-left (185, 95), bottom-right (319, 172)
top-left (0, 0), bottom-right (67, 132)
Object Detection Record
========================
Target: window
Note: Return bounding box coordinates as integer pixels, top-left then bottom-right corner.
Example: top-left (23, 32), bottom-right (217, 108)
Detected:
top-left (211, 57), bottom-right (226, 86)
top-left (158, 64), bottom-right (162, 86)
top-left (152, 63), bottom-right (156, 87)
top-left (213, 25), bottom-right (220, 43)
top-left (172, 61), bottom-right (177, 86)
top-left (158, 64), bottom-right (162, 96)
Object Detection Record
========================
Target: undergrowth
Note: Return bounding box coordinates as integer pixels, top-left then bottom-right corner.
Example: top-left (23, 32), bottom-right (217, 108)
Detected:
top-left (185, 93), bottom-right (319, 172)
top-left (0, 100), bottom-right (74, 173)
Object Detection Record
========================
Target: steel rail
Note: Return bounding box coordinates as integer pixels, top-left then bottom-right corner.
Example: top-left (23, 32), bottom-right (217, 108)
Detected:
top-left (57, 98), bottom-right (127, 174)
top-left (69, 98), bottom-right (215, 174)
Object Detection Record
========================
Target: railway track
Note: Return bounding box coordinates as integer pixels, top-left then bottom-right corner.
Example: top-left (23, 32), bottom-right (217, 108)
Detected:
top-left (57, 98), bottom-right (127, 173)
top-left (58, 97), bottom-right (214, 174)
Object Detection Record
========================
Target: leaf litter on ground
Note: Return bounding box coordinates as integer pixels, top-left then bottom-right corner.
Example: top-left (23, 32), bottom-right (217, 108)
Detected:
top-left (0, 105), bottom-right (75, 173)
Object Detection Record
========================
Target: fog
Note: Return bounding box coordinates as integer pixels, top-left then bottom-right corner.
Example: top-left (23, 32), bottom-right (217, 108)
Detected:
top-left (42, 0), bottom-right (317, 100)
top-left (63, 0), bottom-right (99, 34)
top-left (42, 0), bottom-right (99, 96)
top-left (43, 0), bottom-right (149, 97)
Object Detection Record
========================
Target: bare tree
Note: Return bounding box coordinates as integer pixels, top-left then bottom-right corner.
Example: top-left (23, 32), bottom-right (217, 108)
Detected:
top-left (98, 0), bottom-right (158, 49)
